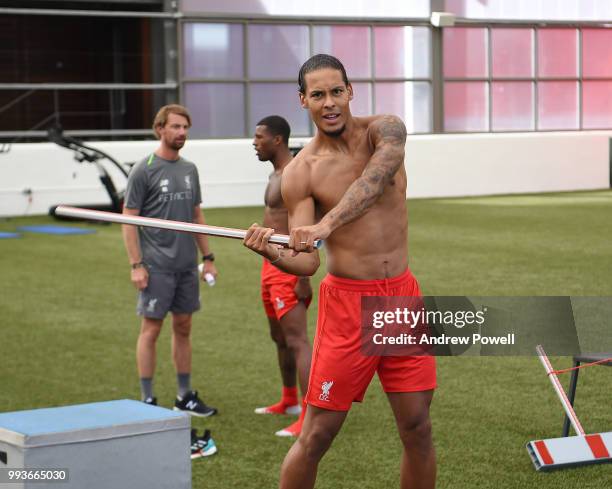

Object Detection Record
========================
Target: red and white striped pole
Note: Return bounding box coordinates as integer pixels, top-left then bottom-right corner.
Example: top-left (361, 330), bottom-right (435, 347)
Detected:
top-left (536, 344), bottom-right (585, 436)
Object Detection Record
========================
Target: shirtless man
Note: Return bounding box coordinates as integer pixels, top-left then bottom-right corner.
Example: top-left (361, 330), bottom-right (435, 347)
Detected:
top-left (244, 54), bottom-right (437, 489)
top-left (252, 115), bottom-right (313, 437)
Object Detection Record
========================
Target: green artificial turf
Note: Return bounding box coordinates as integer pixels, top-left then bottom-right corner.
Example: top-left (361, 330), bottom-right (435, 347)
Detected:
top-left (1, 190), bottom-right (611, 488)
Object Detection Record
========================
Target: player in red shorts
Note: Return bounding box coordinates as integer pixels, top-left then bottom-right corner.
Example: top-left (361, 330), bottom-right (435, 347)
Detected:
top-left (244, 55), bottom-right (437, 488)
top-left (252, 116), bottom-right (313, 437)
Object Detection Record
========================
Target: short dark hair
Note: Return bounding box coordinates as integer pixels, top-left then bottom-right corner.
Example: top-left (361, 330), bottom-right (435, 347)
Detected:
top-left (256, 115), bottom-right (291, 145)
top-left (298, 54), bottom-right (350, 94)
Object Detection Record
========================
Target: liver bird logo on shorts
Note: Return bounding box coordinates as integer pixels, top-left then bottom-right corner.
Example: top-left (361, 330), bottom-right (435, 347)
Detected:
top-left (319, 380), bottom-right (334, 401)
top-left (146, 298), bottom-right (158, 313)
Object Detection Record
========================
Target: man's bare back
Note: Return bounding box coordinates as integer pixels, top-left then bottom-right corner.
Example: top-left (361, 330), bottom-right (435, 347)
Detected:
top-left (282, 115), bottom-right (408, 280)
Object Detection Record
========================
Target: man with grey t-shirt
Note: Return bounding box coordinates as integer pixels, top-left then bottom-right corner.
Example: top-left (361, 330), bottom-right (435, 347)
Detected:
top-left (122, 104), bottom-right (218, 418)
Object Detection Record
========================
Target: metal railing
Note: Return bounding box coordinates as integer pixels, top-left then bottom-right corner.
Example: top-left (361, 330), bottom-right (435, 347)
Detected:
top-left (0, 83), bottom-right (177, 142)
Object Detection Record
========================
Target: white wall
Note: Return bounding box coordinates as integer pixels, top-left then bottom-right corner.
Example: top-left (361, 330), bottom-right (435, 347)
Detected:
top-left (0, 139), bottom-right (279, 217)
top-left (0, 132), bottom-right (610, 217)
top-left (406, 132), bottom-right (610, 198)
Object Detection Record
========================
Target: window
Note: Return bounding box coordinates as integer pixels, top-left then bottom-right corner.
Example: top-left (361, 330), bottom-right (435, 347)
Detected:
top-left (538, 81), bottom-right (579, 130)
top-left (183, 23), bottom-right (244, 79)
top-left (181, 22), bottom-right (432, 138)
top-left (491, 28), bottom-right (533, 78)
top-left (249, 83), bottom-right (310, 135)
top-left (184, 83), bottom-right (245, 138)
top-left (582, 81), bottom-right (612, 129)
top-left (312, 25), bottom-right (371, 78)
top-left (583, 29), bottom-right (612, 77)
top-left (538, 29), bottom-right (577, 78)
top-left (443, 27), bottom-right (489, 132)
top-left (443, 27), bottom-right (488, 78)
top-left (491, 82), bottom-right (534, 131)
top-left (444, 82), bottom-right (488, 132)
top-left (247, 25), bottom-right (310, 79)
top-left (442, 25), bottom-right (612, 132)
top-left (350, 82), bottom-right (373, 116)
top-left (375, 82), bottom-right (431, 133)
top-left (374, 26), bottom-right (431, 78)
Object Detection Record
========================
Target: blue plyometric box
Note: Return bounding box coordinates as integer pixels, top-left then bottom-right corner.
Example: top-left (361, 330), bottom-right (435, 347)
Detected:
top-left (0, 399), bottom-right (190, 489)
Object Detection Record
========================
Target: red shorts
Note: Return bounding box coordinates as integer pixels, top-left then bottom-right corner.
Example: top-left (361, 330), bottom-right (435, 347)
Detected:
top-left (306, 269), bottom-right (437, 411)
top-left (261, 259), bottom-right (311, 320)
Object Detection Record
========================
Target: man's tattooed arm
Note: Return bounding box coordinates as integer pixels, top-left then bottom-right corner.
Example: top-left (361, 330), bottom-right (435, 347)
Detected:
top-left (319, 115), bottom-right (407, 232)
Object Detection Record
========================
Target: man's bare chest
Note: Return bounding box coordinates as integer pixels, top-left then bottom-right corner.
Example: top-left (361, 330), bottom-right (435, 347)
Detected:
top-left (264, 173), bottom-right (283, 208)
top-left (310, 153), bottom-right (370, 210)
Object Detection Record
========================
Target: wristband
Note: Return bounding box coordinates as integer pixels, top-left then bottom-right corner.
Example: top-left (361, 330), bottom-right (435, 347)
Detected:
top-left (202, 253), bottom-right (215, 262)
top-left (131, 262), bottom-right (145, 269)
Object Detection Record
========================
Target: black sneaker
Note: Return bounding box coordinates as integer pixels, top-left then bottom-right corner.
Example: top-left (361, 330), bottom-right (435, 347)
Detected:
top-left (143, 397), bottom-right (157, 406)
top-left (190, 429), bottom-right (217, 459)
top-left (174, 390), bottom-right (217, 417)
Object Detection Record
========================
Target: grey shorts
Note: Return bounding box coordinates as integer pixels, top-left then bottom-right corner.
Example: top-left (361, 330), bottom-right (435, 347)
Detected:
top-left (137, 269), bottom-right (201, 319)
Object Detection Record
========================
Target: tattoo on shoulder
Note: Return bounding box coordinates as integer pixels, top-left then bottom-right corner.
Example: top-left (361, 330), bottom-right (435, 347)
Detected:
top-left (376, 116), bottom-right (407, 144)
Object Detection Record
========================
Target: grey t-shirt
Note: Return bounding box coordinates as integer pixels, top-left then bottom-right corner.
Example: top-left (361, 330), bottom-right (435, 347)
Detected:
top-left (124, 153), bottom-right (202, 272)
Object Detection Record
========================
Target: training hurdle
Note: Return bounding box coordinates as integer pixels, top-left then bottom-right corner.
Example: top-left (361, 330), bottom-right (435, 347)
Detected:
top-left (526, 346), bottom-right (612, 471)
top-left (0, 400), bottom-right (190, 488)
top-left (562, 353), bottom-right (612, 437)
